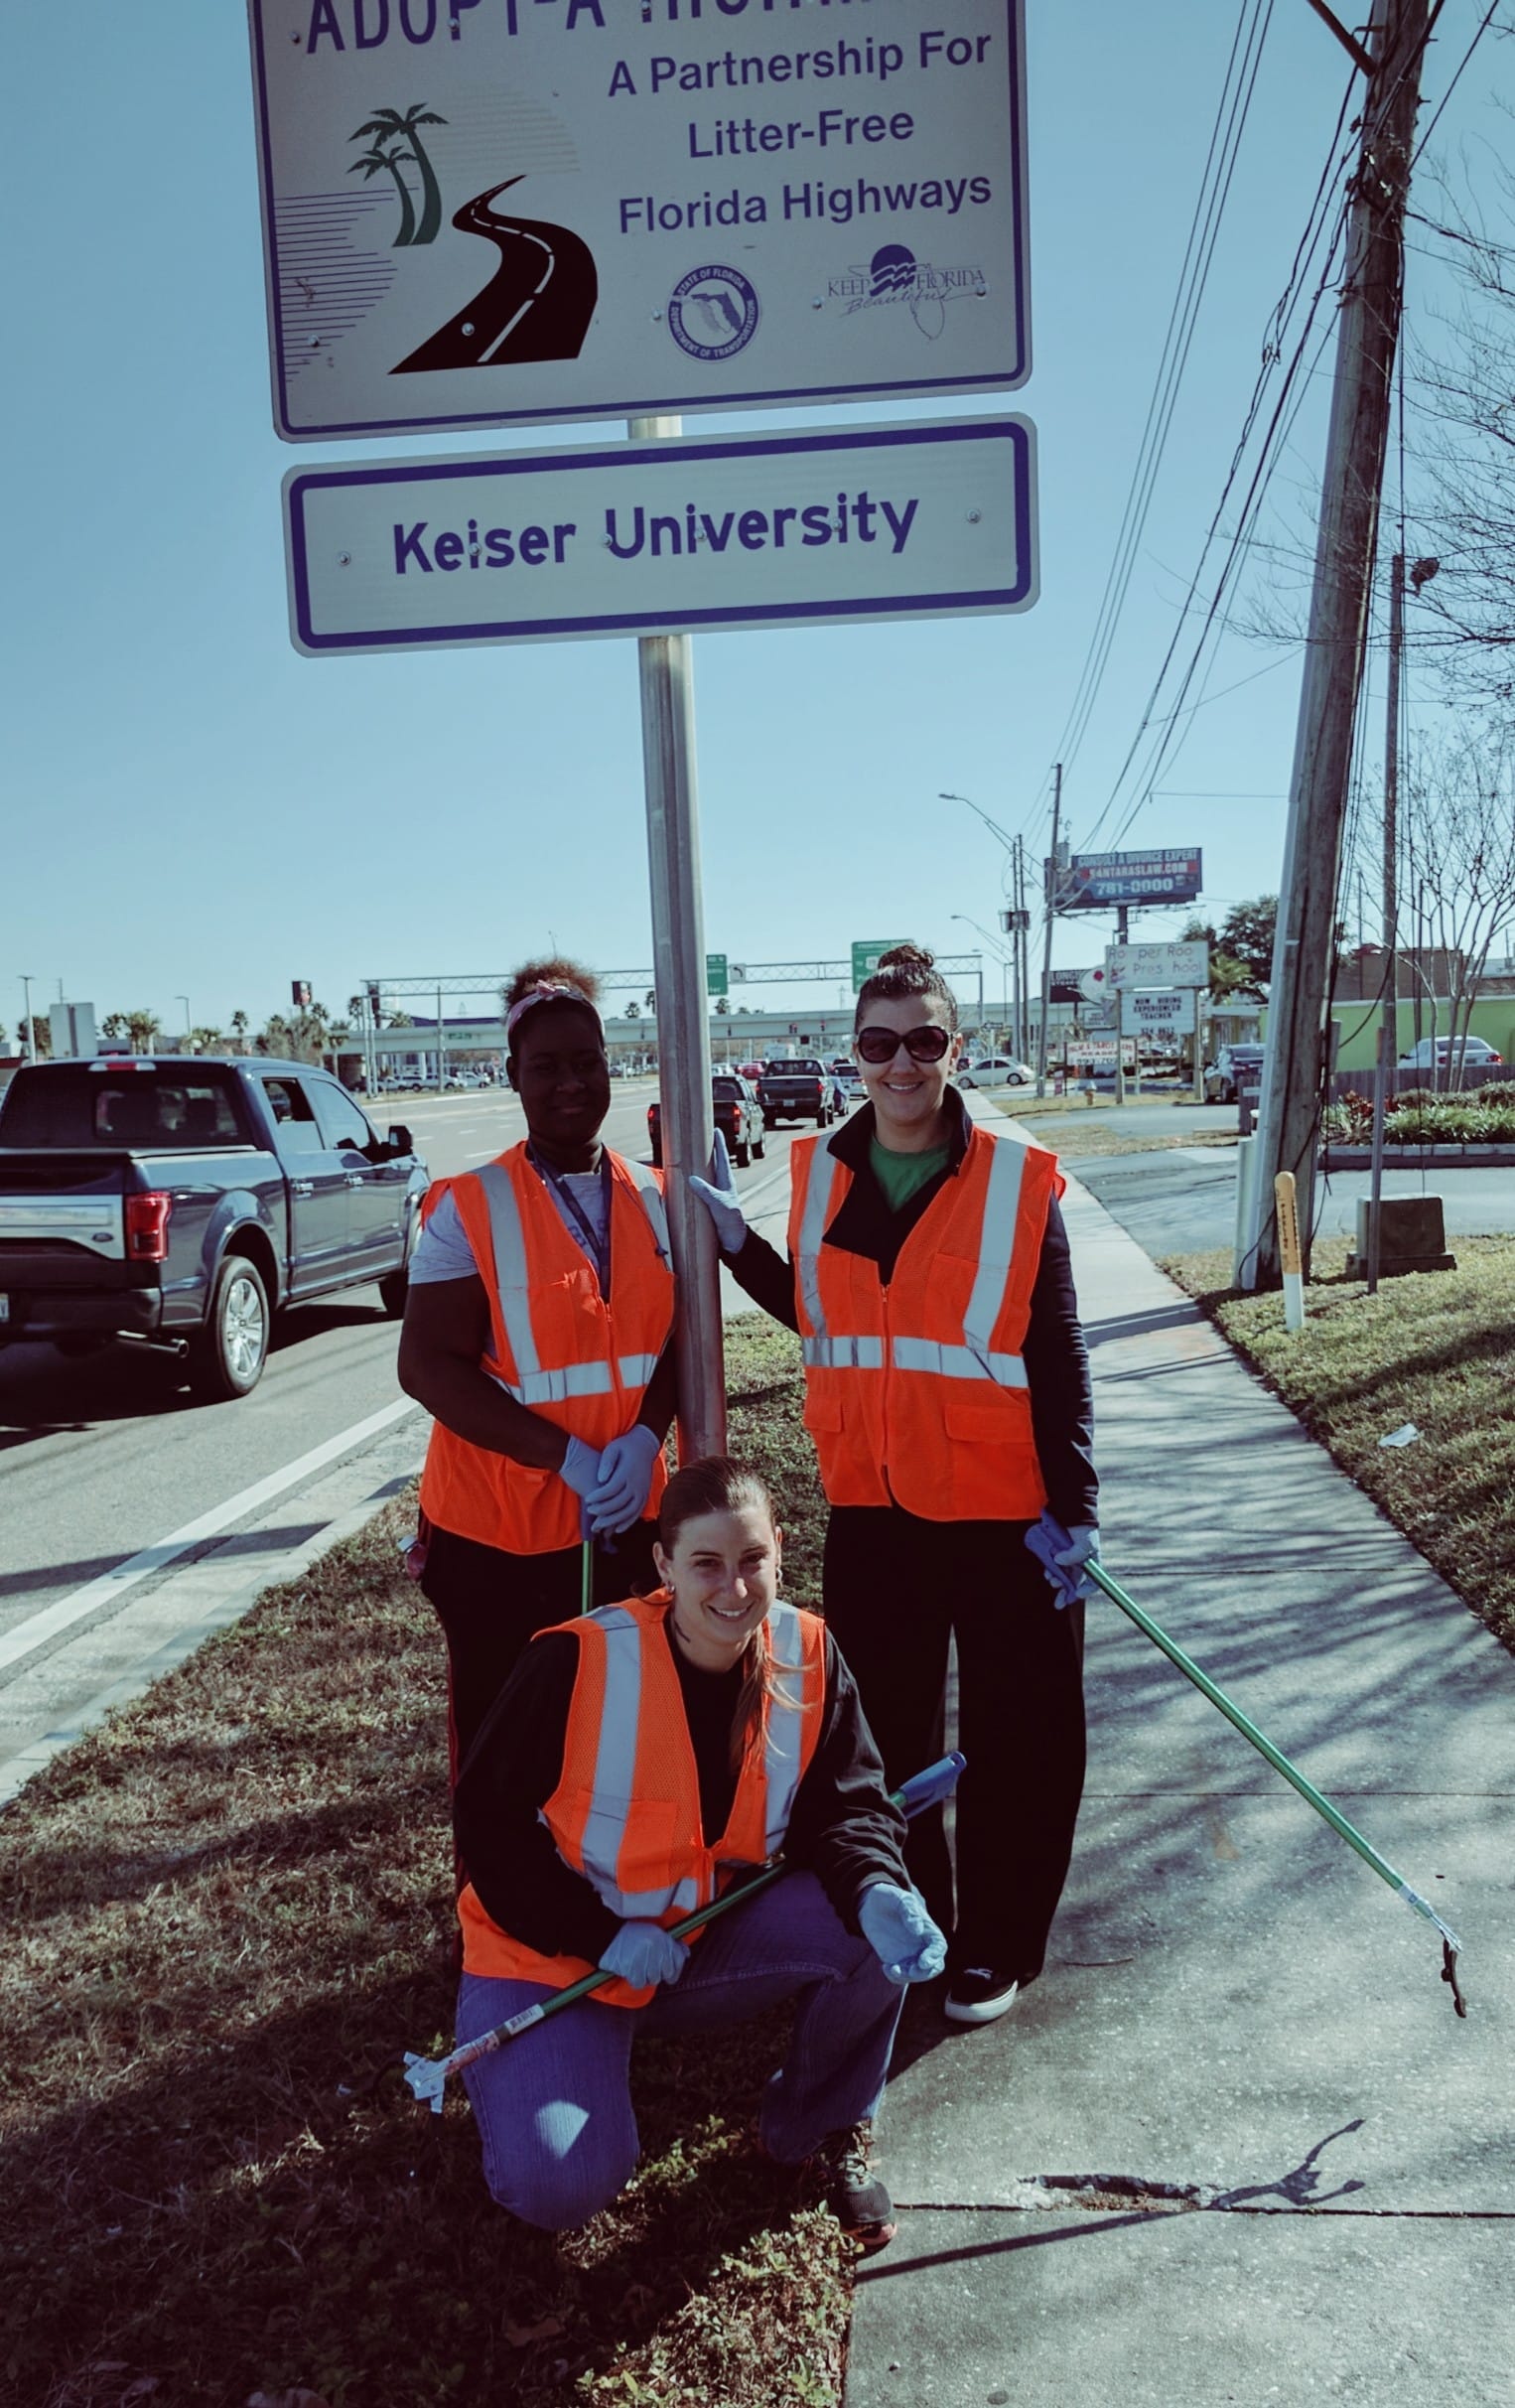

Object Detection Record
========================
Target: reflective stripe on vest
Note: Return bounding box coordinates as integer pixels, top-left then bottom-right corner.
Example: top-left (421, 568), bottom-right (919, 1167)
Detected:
top-left (962, 1136), bottom-right (1028, 1373)
top-left (576, 1600), bottom-right (811, 1920)
top-left (796, 1139), bottom-right (845, 1343)
top-left (801, 1335), bottom-right (886, 1370)
top-left (477, 1161), bottom-right (666, 1404)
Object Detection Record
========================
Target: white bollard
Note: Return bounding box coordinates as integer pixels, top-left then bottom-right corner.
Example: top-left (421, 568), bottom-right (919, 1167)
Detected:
top-left (1275, 1171), bottom-right (1307, 1332)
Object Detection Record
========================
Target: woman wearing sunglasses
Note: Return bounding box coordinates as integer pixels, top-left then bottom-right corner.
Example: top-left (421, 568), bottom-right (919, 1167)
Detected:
top-left (692, 944), bottom-right (1097, 2028)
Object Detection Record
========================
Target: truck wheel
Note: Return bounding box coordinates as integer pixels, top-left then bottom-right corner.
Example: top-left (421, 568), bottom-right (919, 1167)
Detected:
top-left (192, 1255), bottom-right (270, 1401)
top-left (378, 1266), bottom-right (409, 1318)
top-left (734, 1135), bottom-right (752, 1168)
top-left (814, 1106), bottom-right (828, 1126)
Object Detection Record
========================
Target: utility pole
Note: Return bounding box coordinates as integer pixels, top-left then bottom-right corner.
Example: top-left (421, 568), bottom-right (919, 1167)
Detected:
top-left (1013, 837), bottom-right (1027, 1062)
top-left (19, 975), bottom-right (35, 1062)
top-left (1035, 765), bottom-right (1062, 1097)
top-left (1366, 550), bottom-right (1406, 1295)
top-left (1113, 903), bottom-right (1129, 1106)
top-left (1244, 0), bottom-right (1431, 1286)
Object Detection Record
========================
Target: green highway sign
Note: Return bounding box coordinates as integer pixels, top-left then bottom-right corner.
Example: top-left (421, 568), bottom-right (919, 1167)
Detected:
top-left (852, 939), bottom-right (911, 992)
top-left (705, 953), bottom-right (729, 999)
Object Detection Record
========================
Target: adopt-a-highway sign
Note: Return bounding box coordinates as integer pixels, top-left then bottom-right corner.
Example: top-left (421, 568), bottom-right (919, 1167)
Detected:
top-left (248, 0), bottom-right (1028, 440)
top-left (283, 416), bottom-right (1036, 654)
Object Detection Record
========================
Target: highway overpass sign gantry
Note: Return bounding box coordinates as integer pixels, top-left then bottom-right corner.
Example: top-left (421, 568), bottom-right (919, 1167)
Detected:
top-left (246, 0), bottom-right (1030, 441)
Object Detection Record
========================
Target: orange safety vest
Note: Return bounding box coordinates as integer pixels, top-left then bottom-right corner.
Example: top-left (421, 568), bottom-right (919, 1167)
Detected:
top-left (418, 1144), bottom-right (675, 1554)
top-left (787, 1122), bottom-right (1064, 1523)
top-left (460, 1591), bottom-right (827, 2004)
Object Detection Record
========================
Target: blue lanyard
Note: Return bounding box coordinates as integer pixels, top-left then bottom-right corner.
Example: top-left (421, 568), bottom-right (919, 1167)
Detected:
top-left (528, 1145), bottom-right (613, 1299)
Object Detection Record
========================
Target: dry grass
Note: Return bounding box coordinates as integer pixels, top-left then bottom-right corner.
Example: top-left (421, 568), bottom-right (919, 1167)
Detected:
top-left (1162, 1236), bottom-right (1515, 1655)
top-left (1, 1321), bottom-right (853, 2408)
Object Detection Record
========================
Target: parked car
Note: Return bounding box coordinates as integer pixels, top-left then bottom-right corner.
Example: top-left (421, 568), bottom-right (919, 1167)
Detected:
top-left (757, 1060), bottom-right (833, 1128)
top-left (957, 1056), bottom-right (1033, 1088)
top-left (648, 1074), bottom-right (765, 1170)
top-left (1397, 1036), bottom-right (1502, 1071)
top-left (0, 1057), bottom-right (429, 1398)
top-left (1205, 1044), bottom-right (1267, 1103)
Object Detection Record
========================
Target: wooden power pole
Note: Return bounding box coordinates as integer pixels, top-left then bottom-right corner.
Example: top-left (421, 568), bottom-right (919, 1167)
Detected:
top-left (1244, 0), bottom-right (1431, 1286)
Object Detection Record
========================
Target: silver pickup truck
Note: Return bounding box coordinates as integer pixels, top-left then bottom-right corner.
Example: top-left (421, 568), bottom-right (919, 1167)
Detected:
top-left (0, 1056), bottom-right (428, 1398)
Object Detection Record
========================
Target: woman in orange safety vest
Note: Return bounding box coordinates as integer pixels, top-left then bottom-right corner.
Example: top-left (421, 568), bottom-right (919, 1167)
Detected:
top-left (692, 945), bottom-right (1100, 2030)
top-left (452, 1455), bottom-right (945, 2252)
top-left (399, 959), bottom-right (677, 1783)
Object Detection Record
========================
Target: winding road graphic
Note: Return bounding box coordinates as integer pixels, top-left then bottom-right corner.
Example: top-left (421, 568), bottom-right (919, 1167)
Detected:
top-left (392, 178), bottom-right (597, 373)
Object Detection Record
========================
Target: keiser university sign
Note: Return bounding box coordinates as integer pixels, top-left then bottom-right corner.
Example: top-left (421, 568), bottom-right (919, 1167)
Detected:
top-left (285, 417), bottom-right (1036, 649)
top-left (247, 0), bottom-right (1030, 439)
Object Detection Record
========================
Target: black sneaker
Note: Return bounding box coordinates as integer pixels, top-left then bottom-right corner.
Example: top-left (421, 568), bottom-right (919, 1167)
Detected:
top-left (943, 1968), bottom-right (1020, 2026)
top-left (816, 2121), bottom-right (896, 2253)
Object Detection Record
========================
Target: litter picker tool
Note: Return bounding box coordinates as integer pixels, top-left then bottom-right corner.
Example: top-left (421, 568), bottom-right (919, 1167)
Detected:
top-left (1029, 1519), bottom-right (1466, 2018)
top-left (401, 1751), bottom-right (966, 2112)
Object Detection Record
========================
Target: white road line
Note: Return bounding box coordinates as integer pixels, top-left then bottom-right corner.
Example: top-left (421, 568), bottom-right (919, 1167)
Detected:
top-left (0, 1396), bottom-right (421, 1674)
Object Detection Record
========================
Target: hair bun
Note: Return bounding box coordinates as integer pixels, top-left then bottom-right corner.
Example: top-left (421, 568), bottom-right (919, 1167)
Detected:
top-left (505, 955), bottom-right (602, 1009)
top-left (876, 943), bottom-right (934, 973)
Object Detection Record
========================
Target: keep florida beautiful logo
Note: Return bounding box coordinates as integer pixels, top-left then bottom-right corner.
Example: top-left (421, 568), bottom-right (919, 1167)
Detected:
top-left (828, 242), bottom-right (987, 341)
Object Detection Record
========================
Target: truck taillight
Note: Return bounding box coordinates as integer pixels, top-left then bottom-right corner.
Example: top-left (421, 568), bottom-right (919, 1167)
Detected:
top-left (125, 1192), bottom-right (172, 1261)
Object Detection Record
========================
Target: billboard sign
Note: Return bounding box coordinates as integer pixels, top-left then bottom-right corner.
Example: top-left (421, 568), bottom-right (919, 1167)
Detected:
top-left (247, 0), bottom-right (1031, 441)
top-left (1063, 849), bottom-right (1202, 911)
top-left (284, 417), bottom-right (1036, 653)
top-left (1106, 939), bottom-right (1208, 989)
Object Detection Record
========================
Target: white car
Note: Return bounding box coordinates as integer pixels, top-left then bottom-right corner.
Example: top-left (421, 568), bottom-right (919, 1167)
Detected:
top-left (1397, 1036), bottom-right (1502, 1070)
top-left (957, 1056), bottom-right (1033, 1088)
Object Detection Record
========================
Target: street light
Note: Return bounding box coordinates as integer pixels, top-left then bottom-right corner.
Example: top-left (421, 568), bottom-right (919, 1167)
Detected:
top-left (176, 995), bottom-right (192, 1051)
top-left (943, 792), bottom-right (1032, 1061)
top-left (19, 975), bottom-right (36, 1062)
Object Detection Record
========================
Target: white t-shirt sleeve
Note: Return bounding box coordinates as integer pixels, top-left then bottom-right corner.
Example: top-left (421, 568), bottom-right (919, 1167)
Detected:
top-left (406, 1187), bottom-right (481, 1283)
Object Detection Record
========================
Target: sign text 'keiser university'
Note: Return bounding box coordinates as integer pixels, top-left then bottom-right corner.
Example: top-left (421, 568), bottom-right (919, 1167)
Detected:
top-left (248, 0), bottom-right (1029, 439)
top-left (284, 417), bottom-right (1036, 652)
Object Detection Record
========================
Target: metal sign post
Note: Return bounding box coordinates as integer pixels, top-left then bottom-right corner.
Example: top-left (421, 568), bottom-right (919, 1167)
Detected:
top-left (632, 413), bottom-right (725, 1463)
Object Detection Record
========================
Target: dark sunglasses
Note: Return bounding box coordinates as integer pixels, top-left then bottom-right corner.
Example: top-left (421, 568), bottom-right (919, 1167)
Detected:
top-left (856, 1024), bottom-right (953, 1065)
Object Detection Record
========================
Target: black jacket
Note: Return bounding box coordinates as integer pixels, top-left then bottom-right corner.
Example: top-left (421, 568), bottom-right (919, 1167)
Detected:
top-left (724, 1091), bottom-right (1098, 1527)
top-left (455, 1612), bottom-right (910, 1962)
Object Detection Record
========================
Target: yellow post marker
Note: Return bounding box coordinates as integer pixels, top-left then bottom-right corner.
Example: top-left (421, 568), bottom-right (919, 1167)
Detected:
top-left (1275, 1171), bottom-right (1306, 1332)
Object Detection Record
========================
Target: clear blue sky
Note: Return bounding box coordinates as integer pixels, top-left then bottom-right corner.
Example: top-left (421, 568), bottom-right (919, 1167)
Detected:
top-left (4, 3), bottom-right (1505, 1037)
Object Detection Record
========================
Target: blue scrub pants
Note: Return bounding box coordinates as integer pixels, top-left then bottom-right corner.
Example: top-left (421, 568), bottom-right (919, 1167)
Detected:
top-left (457, 1871), bottom-right (904, 2230)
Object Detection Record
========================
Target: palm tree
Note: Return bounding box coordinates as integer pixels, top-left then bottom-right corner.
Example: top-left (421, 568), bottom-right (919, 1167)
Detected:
top-left (623, 1000), bottom-right (640, 1021)
top-left (350, 107), bottom-right (447, 243)
top-left (229, 1010), bottom-right (249, 1055)
top-left (125, 1010), bottom-right (162, 1056)
top-left (348, 140), bottom-right (418, 247)
top-left (643, 990), bottom-right (658, 1018)
top-left (100, 1012), bottom-right (128, 1042)
top-left (190, 1026), bottom-right (222, 1056)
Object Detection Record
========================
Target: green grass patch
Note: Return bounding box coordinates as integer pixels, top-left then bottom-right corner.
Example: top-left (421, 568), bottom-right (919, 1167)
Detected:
top-left (987, 1093), bottom-right (1237, 1160)
top-left (1, 1319), bottom-right (853, 2408)
top-left (1161, 1237), bottom-right (1515, 1656)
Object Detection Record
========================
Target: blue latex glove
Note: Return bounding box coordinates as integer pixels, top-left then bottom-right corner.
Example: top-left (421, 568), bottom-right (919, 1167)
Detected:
top-left (558, 1435), bottom-right (603, 1501)
top-left (1027, 1511), bottom-right (1102, 1609)
top-left (597, 1919), bottom-right (689, 1989)
top-left (688, 1128), bottom-right (747, 1253)
top-left (858, 1884), bottom-right (948, 1986)
top-left (586, 1425), bottom-right (662, 1537)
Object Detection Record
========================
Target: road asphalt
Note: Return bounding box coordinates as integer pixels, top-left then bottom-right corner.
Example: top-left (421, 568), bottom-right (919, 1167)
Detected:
top-left (1072, 1141), bottom-right (1515, 1257)
top-left (846, 1127), bottom-right (1513, 2406)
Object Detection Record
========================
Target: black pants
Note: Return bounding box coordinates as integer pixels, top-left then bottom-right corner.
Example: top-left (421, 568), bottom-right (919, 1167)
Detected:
top-left (422, 1520), bottom-right (660, 1786)
top-left (822, 1504), bottom-right (1086, 1988)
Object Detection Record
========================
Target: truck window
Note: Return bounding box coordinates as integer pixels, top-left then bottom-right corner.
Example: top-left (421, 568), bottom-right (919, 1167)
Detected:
top-left (261, 1076), bottom-right (324, 1158)
top-left (313, 1082), bottom-right (376, 1154)
top-left (0, 1066), bottom-right (244, 1148)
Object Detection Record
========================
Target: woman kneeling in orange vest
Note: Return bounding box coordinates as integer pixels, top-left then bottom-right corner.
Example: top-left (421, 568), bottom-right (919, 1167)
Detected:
top-left (452, 1457), bottom-right (946, 2251)
top-left (692, 944), bottom-right (1100, 2032)
top-left (399, 959), bottom-right (677, 1783)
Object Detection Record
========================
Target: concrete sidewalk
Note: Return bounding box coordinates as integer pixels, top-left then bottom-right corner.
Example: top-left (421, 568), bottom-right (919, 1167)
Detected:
top-left (848, 1156), bottom-right (1514, 2406)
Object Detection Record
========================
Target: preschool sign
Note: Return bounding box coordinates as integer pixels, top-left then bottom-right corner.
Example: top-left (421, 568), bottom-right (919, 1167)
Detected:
top-left (247, 0), bottom-right (1030, 438)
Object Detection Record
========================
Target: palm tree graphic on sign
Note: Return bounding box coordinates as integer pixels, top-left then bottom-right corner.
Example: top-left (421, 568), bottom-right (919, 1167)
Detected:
top-left (347, 141), bottom-right (419, 247)
top-left (349, 105), bottom-right (448, 244)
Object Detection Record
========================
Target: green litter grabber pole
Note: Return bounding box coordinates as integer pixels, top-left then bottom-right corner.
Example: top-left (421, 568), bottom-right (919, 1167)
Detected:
top-left (1029, 1520), bottom-right (1466, 2019)
top-left (402, 1750), bottom-right (967, 2112)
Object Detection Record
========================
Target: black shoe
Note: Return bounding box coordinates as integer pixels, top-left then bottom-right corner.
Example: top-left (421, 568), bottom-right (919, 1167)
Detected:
top-left (943, 1967), bottom-right (1020, 2026)
top-left (816, 2121), bottom-right (896, 2253)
